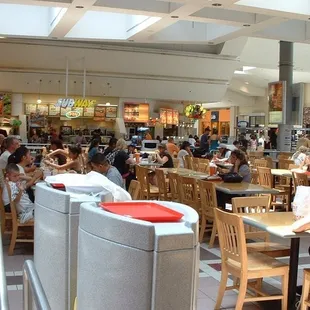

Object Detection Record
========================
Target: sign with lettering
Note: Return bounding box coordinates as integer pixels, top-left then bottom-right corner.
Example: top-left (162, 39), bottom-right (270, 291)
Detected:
top-left (55, 98), bottom-right (96, 108)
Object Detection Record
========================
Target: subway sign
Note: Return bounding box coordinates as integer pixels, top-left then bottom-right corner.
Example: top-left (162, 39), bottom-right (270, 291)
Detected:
top-left (55, 98), bottom-right (96, 108)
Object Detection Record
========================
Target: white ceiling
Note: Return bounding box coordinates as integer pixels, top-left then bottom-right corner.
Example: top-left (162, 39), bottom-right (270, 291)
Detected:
top-left (2, 0), bottom-right (310, 101)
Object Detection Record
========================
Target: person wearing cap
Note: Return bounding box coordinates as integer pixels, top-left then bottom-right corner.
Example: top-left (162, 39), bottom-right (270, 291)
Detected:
top-left (155, 144), bottom-right (174, 168)
top-left (217, 144), bottom-right (232, 160)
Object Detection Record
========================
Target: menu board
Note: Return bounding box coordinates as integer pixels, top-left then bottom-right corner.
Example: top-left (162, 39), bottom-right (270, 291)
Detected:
top-left (29, 112), bottom-right (46, 127)
top-left (72, 107), bottom-right (83, 116)
top-left (166, 109), bottom-right (173, 124)
top-left (94, 106), bottom-right (106, 118)
top-left (160, 108), bottom-right (167, 124)
top-left (36, 104), bottom-right (49, 115)
top-left (60, 107), bottom-right (72, 117)
top-left (268, 81), bottom-right (286, 124)
top-left (106, 106), bottom-right (117, 118)
top-left (172, 110), bottom-right (179, 125)
top-left (49, 105), bottom-right (60, 116)
top-left (25, 104), bottom-right (37, 115)
top-left (124, 103), bottom-right (149, 122)
top-left (83, 107), bottom-right (95, 117)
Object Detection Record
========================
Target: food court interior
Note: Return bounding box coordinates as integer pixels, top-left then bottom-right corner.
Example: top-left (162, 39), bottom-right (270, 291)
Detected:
top-left (3, 0), bottom-right (310, 310)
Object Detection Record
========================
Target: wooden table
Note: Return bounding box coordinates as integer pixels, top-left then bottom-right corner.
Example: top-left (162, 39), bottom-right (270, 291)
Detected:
top-left (159, 168), bottom-right (210, 179)
top-left (215, 182), bottom-right (279, 195)
top-left (138, 162), bottom-right (162, 167)
top-left (243, 212), bottom-right (310, 310)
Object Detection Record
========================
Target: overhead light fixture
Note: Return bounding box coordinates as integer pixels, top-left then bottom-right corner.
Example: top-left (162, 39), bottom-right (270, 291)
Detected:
top-left (243, 24), bottom-right (251, 27)
top-left (234, 70), bottom-right (246, 75)
top-left (75, 5), bottom-right (84, 9)
top-left (37, 99), bottom-right (42, 104)
top-left (245, 82), bottom-right (249, 85)
top-left (171, 15), bottom-right (179, 19)
top-left (212, 3), bottom-right (222, 6)
top-left (243, 66), bottom-right (256, 71)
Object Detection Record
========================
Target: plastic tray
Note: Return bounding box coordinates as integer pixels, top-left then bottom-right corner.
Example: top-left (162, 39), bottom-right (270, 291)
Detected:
top-left (99, 202), bottom-right (184, 222)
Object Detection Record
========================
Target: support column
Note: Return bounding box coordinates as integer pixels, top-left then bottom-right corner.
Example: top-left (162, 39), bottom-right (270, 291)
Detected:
top-left (279, 41), bottom-right (293, 125)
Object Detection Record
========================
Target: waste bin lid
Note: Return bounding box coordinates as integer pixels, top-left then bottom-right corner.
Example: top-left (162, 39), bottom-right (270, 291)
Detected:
top-left (99, 202), bottom-right (184, 222)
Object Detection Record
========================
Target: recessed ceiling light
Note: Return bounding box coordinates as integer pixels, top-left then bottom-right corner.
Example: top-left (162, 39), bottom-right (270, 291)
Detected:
top-left (212, 3), bottom-right (222, 6)
top-left (245, 82), bottom-right (249, 85)
top-left (171, 15), bottom-right (179, 19)
top-left (75, 5), bottom-right (84, 9)
top-left (243, 24), bottom-right (251, 27)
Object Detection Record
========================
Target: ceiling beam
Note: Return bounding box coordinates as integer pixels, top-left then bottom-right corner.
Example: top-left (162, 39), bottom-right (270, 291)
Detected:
top-left (49, 0), bottom-right (97, 38)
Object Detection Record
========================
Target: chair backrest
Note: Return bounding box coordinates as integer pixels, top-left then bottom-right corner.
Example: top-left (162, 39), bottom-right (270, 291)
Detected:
top-left (198, 180), bottom-right (217, 217)
top-left (250, 171), bottom-right (259, 184)
top-left (0, 187), bottom-right (5, 235)
top-left (257, 167), bottom-right (273, 188)
top-left (178, 176), bottom-right (199, 212)
top-left (172, 158), bottom-right (180, 168)
top-left (278, 153), bottom-right (292, 159)
top-left (292, 171), bottom-right (309, 189)
top-left (214, 209), bottom-right (247, 268)
top-left (279, 158), bottom-right (294, 170)
top-left (167, 172), bottom-right (180, 202)
top-left (265, 156), bottom-right (273, 169)
top-left (135, 165), bottom-right (151, 199)
top-left (192, 158), bottom-right (200, 171)
top-left (128, 180), bottom-right (141, 200)
top-left (198, 158), bottom-right (210, 173)
top-left (254, 159), bottom-right (268, 168)
top-left (248, 151), bottom-right (264, 159)
top-left (183, 155), bottom-right (193, 170)
top-left (232, 196), bottom-right (271, 241)
top-left (288, 164), bottom-right (299, 170)
top-left (155, 169), bottom-right (168, 200)
top-left (4, 181), bottom-right (18, 227)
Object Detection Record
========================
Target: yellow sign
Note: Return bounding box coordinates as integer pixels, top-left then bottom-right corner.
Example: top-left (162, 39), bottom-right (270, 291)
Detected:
top-left (55, 98), bottom-right (96, 108)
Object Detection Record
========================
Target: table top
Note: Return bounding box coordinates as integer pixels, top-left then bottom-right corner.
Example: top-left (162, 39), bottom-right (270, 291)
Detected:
top-left (271, 169), bottom-right (293, 178)
top-left (215, 182), bottom-right (279, 195)
top-left (160, 168), bottom-right (210, 179)
top-left (242, 212), bottom-right (310, 239)
top-left (138, 162), bottom-right (162, 167)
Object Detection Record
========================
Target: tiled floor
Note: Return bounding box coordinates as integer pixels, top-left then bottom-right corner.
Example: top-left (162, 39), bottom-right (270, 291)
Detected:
top-left (3, 234), bottom-right (310, 309)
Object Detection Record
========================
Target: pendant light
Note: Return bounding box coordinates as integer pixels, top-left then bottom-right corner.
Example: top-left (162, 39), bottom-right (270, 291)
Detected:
top-left (106, 83), bottom-right (111, 105)
top-left (37, 79), bottom-right (42, 104)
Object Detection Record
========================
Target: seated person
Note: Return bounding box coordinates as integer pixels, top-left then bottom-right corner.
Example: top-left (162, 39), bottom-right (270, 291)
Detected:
top-left (166, 138), bottom-right (179, 158)
top-left (2, 163), bottom-right (35, 223)
top-left (177, 141), bottom-right (193, 168)
top-left (291, 146), bottom-right (308, 166)
top-left (216, 144), bottom-right (232, 160)
top-left (155, 144), bottom-right (174, 168)
top-left (90, 153), bottom-right (123, 188)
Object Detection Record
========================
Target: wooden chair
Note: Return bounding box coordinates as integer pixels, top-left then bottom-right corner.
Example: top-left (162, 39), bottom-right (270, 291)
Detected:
top-left (292, 171), bottom-right (309, 193)
top-left (183, 155), bottom-right (193, 170)
top-left (214, 209), bottom-right (289, 310)
top-left (172, 158), bottom-right (180, 168)
top-left (198, 180), bottom-right (218, 247)
top-left (5, 182), bottom-right (34, 256)
top-left (135, 165), bottom-right (159, 200)
top-left (128, 180), bottom-right (141, 200)
top-left (198, 158), bottom-right (210, 174)
top-left (232, 196), bottom-right (290, 258)
top-left (167, 172), bottom-right (180, 202)
top-left (253, 159), bottom-right (268, 169)
top-left (265, 156), bottom-right (273, 169)
top-left (192, 157), bottom-right (200, 172)
top-left (257, 167), bottom-right (289, 211)
top-left (299, 269), bottom-right (310, 310)
top-left (155, 169), bottom-right (171, 201)
top-left (288, 164), bottom-right (299, 170)
top-left (178, 176), bottom-right (200, 214)
top-left (0, 187), bottom-right (13, 236)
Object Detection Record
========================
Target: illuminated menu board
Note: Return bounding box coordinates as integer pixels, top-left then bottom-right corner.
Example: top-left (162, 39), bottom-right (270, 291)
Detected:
top-left (160, 108), bottom-right (179, 125)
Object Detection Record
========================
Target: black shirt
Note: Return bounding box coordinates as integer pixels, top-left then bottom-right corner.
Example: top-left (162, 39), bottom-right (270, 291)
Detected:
top-left (113, 150), bottom-right (129, 176)
top-left (162, 152), bottom-right (174, 168)
top-left (103, 147), bottom-right (114, 156)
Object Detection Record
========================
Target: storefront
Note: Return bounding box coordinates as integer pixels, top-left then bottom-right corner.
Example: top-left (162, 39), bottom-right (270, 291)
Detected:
top-left (23, 94), bottom-right (119, 143)
top-left (200, 108), bottom-right (230, 136)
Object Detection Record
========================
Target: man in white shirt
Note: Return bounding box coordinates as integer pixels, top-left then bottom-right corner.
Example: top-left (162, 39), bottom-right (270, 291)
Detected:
top-left (0, 137), bottom-right (20, 169)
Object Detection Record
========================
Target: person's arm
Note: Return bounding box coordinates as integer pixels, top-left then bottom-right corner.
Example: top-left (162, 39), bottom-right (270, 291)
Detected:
top-left (156, 154), bottom-right (168, 164)
top-left (45, 160), bottom-right (76, 171)
top-left (46, 149), bottom-right (68, 159)
top-left (125, 158), bottom-right (135, 165)
top-left (25, 170), bottom-right (43, 188)
top-left (25, 165), bottom-right (36, 174)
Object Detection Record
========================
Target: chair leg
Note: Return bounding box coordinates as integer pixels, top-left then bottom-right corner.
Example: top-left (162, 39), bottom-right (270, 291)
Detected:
top-left (235, 276), bottom-right (247, 310)
top-left (8, 225), bottom-right (17, 256)
top-left (300, 272), bottom-right (310, 310)
top-left (209, 222), bottom-right (217, 249)
top-left (214, 267), bottom-right (228, 310)
top-left (199, 215), bottom-right (206, 243)
top-left (281, 272), bottom-right (289, 310)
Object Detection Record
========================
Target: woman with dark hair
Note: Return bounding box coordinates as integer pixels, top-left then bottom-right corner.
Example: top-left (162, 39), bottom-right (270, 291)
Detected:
top-left (177, 141), bottom-right (193, 168)
top-left (229, 149), bottom-right (251, 183)
top-left (209, 128), bottom-right (220, 151)
top-left (50, 140), bottom-right (67, 165)
top-left (44, 145), bottom-right (84, 173)
top-left (88, 139), bottom-right (100, 161)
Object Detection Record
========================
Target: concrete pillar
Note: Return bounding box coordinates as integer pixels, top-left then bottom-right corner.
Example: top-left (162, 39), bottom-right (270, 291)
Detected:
top-left (279, 41), bottom-right (293, 125)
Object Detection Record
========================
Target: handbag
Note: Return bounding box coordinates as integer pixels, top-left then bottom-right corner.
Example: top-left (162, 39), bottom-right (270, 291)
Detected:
top-left (219, 172), bottom-right (243, 183)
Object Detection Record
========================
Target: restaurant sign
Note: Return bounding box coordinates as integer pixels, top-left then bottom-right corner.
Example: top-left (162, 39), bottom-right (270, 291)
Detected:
top-left (55, 98), bottom-right (96, 108)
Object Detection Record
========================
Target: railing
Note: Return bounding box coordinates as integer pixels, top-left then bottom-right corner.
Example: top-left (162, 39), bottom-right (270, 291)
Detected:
top-left (0, 226), bottom-right (9, 310)
top-left (23, 260), bottom-right (51, 310)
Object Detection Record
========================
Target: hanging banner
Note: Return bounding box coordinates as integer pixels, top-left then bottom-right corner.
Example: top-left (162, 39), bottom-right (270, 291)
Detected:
top-left (268, 81), bottom-right (286, 124)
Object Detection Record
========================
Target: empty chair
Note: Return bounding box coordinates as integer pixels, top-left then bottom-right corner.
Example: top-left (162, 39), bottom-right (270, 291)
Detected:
top-left (232, 196), bottom-right (290, 258)
top-left (198, 180), bottom-right (218, 247)
top-left (253, 159), bottom-right (268, 168)
top-left (214, 209), bottom-right (289, 310)
top-left (135, 165), bottom-right (159, 200)
top-left (167, 172), bottom-right (180, 202)
top-left (155, 169), bottom-right (171, 201)
top-left (178, 176), bottom-right (200, 214)
top-left (292, 171), bottom-right (309, 193)
top-left (192, 157), bottom-right (200, 172)
top-left (172, 158), bottom-right (180, 168)
top-left (128, 180), bottom-right (141, 200)
top-left (183, 155), bottom-right (193, 170)
top-left (300, 269), bottom-right (310, 310)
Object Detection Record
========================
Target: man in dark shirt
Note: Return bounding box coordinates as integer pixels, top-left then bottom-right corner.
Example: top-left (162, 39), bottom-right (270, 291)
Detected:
top-left (200, 127), bottom-right (211, 152)
top-left (103, 137), bottom-right (117, 156)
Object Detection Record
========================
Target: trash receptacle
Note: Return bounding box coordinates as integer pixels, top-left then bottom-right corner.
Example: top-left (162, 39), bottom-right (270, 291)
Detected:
top-left (77, 201), bottom-right (199, 310)
top-left (34, 183), bottom-right (110, 310)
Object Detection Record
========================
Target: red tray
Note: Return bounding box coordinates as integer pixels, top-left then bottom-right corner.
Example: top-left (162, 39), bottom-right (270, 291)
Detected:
top-left (99, 202), bottom-right (184, 222)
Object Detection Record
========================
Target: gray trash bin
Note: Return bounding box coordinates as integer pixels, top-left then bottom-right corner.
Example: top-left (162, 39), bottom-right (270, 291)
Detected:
top-left (34, 183), bottom-right (110, 310)
top-left (77, 201), bottom-right (199, 310)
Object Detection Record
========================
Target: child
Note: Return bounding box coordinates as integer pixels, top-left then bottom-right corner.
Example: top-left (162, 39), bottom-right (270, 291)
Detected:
top-left (2, 163), bottom-right (34, 223)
